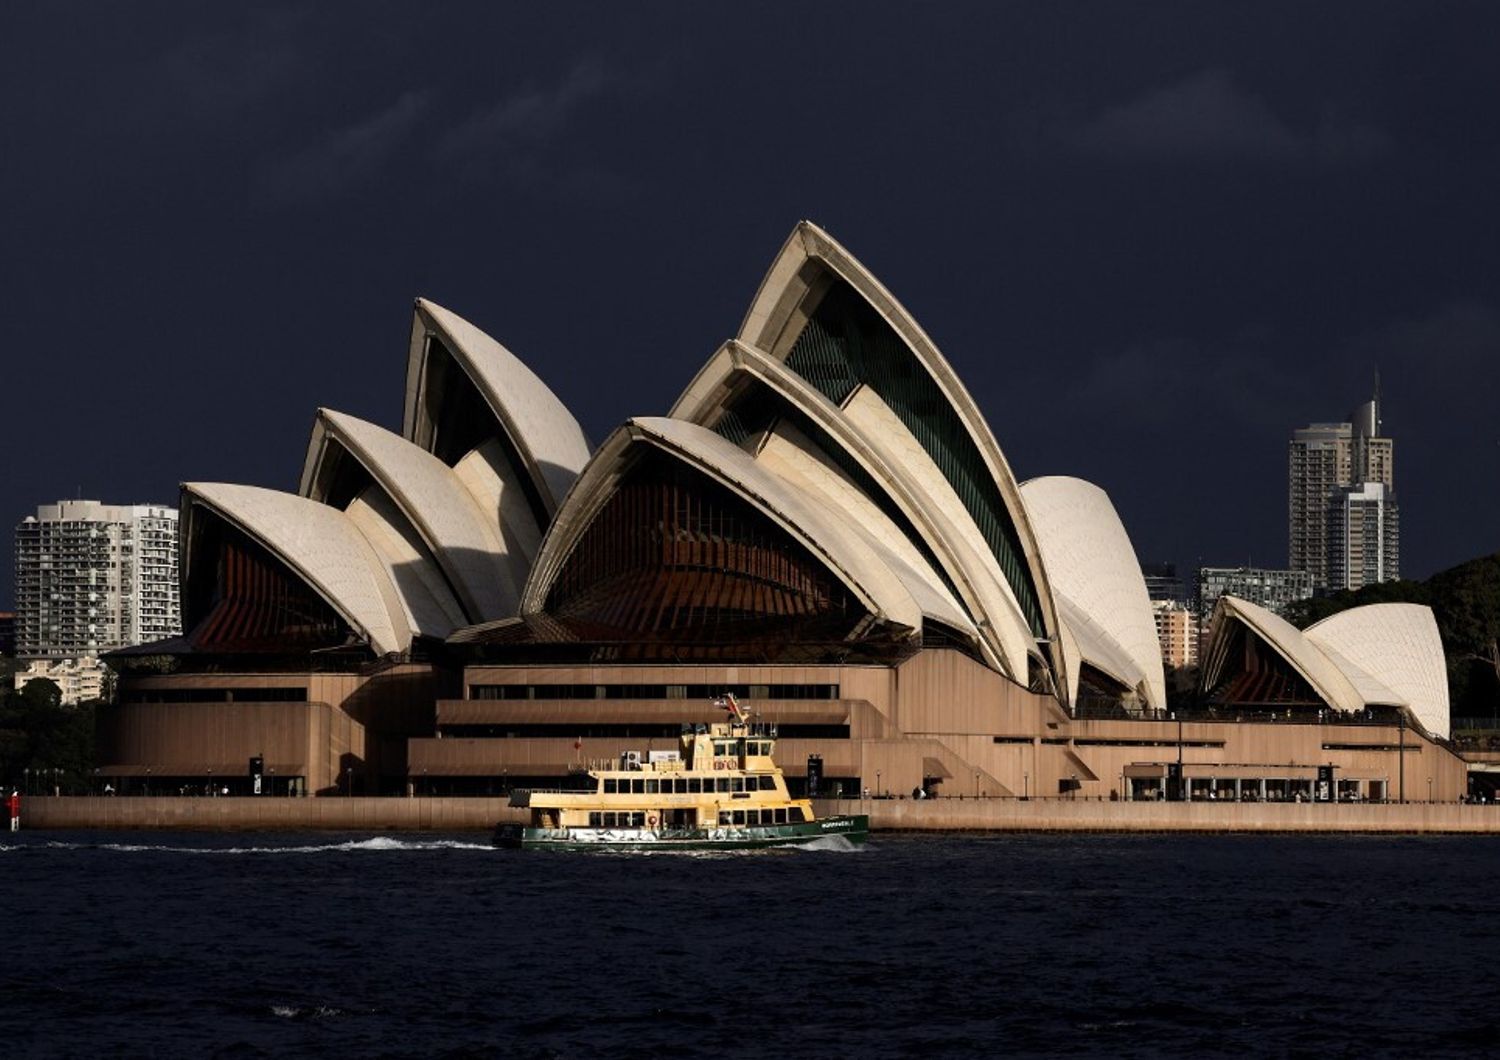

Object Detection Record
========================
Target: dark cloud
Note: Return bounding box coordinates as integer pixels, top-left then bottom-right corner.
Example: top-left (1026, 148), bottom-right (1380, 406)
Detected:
top-left (3, 2), bottom-right (1498, 609)
top-left (162, 9), bottom-right (312, 120)
top-left (436, 59), bottom-right (611, 165)
top-left (258, 90), bottom-right (434, 205)
top-left (1057, 69), bottom-right (1391, 166)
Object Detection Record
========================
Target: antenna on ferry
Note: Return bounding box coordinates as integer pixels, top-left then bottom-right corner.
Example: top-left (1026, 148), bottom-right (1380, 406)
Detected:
top-left (713, 692), bottom-right (753, 723)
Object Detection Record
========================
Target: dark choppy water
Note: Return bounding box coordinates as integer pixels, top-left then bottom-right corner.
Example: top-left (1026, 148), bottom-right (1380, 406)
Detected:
top-left (3, 832), bottom-right (1498, 1058)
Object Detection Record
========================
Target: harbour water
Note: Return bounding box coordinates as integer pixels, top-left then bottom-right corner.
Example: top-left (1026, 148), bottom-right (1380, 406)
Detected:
top-left (3, 832), bottom-right (1498, 1057)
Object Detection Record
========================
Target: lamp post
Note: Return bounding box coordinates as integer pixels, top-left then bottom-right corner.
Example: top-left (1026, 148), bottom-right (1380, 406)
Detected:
top-left (1428, 776), bottom-right (1433, 803)
top-left (1398, 710), bottom-right (1406, 804)
top-left (23, 769), bottom-right (29, 796)
top-left (974, 772), bottom-right (980, 798)
top-left (1023, 772), bottom-right (1029, 801)
top-left (875, 770), bottom-right (881, 798)
top-left (144, 766), bottom-right (151, 798)
top-left (346, 766), bottom-right (353, 798)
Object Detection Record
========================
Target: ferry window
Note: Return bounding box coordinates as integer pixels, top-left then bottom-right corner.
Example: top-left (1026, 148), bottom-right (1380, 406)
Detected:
top-left (719, 811), bottom-right (731, 825)
top-left (675, 778), bottom-right (688, 794)
top-left (688, 778), bottom-right (702, 794)
top-left (632, 812), bottom-right (645, 827)
top-left (631, 779), bottom-right (645, 794)
top-left (716, 778), bottom-right (730, 793)
top-left (732, 810), bottom-right (745, 825)
top-left (645, 779), bottom-right (659, 794)
top-left (604, 779), bottom-right (618, 794)
top-left (775, 808), bottom-right (787, 823)
top-left (731, 777), bottom-right (744, 793)
top-left (758, 776), bottom-right (775, 790)
top-left (589, 813), bottom-right (602, 827)
top-left (603, 813), bottom-right (616, 827)
top-left (746, 810), bottom-right (758, 825)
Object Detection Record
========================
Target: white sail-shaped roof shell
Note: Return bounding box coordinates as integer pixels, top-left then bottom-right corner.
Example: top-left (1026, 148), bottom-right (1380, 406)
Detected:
top-left (523, 417), bottom-right (926, 635)
top-left (403, 298), bottom-right (590, 517)
top-left (752, 422), bottom-right (979, 640)
top-left (342, 486), bottom-right (468, 638)
top-left (727, 221), bottom-right (1067, 699)
top-left (182, 482), bottom-right (409, 656)
top-left (1019, 477), bottom-right (1166, 710)
top-left (671, 340), bottom-right (1031, 680)
top-left (300, 409), bottom-right (520, 623)
top-left (1306, 604), bottom-right (1450, 738)
top-left (1206, 597), bottom-right (1366, 713)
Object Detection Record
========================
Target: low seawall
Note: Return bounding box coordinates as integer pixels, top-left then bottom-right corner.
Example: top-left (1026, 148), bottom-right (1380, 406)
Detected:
top-left (18, 796), bottom-right (528, 832)
top-left (16, 796), bottom-right (1500, 833)
top-left (819, 797), bottom-right (1500, 834)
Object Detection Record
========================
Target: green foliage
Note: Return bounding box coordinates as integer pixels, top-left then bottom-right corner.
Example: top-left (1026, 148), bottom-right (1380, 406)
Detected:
top-left (0, 676), bottom-right (99, 792)
top-left (1289, 553), bottom-right (1500, 721)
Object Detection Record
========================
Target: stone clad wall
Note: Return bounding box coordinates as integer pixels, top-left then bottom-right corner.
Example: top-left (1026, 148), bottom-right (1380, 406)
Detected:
top-left (20, 796), bottom-right (525, 831)
top-left (816, 797), bottom-right (1500, 833)
top-left (19, 796), bottom-right (1500, 833)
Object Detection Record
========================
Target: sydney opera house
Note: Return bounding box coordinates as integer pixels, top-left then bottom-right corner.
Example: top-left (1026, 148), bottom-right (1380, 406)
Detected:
top-left (101, 223), bottom-right (1466, 802)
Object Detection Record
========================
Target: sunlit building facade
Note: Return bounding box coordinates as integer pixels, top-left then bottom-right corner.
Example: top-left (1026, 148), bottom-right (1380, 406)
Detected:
top-left (99, 223), bottom-right (1463, 803)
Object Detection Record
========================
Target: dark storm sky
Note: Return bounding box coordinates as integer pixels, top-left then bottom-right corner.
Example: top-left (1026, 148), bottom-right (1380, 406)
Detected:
top-left (4, 2), bottom-right (1498, 608)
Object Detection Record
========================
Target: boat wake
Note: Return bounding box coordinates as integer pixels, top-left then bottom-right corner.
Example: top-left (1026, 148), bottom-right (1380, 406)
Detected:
top-left (791, 835), bottom-right (866, 853)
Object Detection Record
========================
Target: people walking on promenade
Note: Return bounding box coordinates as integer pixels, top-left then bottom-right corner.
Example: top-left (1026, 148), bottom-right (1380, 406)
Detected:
top-left (7, 789), bottom-right (19, 832)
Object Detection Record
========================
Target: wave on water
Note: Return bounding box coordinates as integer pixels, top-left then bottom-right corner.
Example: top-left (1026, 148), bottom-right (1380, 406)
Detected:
top-left (598, 835), bottom-right (868, 857)
top-left (3, 836), bottom-right (493, 855)
top-left (792, 835), bottom-right (865, 853)
top-left (270, 1004), bottom-right (346, 1020)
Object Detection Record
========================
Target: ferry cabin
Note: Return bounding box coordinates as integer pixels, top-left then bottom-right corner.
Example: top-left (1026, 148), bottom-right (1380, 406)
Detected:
top-left (521, 724), bottom-right (816, 831)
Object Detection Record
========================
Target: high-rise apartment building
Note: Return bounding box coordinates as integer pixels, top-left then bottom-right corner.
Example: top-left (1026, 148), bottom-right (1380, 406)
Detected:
top-left (1329, 482), bottom-right (1400, 590)
top-left (1288, 422), bottom-right (1351, 591)
top-left (1197, 566), bottom-right (1314, 620)
top-left (1140, 562), bottom-right (1187, 605)
top-left (1152, 599), bottom-right (1198, 669)
top-left (1287, 380), bottom-right (1399, 593)
top-left (13, 500), bottom-right (181, 659)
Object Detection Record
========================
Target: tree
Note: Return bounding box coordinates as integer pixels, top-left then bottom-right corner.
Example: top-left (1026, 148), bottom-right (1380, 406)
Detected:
top-left (0, 677), bottom-right (97, 792)
top-left (19, 677), bottom-right (62, 712)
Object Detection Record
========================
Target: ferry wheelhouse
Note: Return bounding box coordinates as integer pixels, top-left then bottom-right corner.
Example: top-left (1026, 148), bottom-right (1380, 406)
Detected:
top-left (493, 695), bottom-right (867, 850)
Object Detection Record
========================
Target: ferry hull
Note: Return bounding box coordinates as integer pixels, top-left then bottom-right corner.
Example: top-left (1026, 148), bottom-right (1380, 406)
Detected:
top-left (493, 814), bottom-right (868, 851)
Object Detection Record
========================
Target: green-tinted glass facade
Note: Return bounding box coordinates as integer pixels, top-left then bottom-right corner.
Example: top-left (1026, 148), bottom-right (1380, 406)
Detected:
top-left (783, 279), bottom-right (1045, 635)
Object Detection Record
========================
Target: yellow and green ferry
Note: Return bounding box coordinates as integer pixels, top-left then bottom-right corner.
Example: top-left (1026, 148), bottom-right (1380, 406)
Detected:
top-left (493, 694), bottom-right (868, 850)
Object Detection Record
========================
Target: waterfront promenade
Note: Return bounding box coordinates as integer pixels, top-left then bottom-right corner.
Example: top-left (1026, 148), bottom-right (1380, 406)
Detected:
top-left (17, 795), bottom-right (1500, 833)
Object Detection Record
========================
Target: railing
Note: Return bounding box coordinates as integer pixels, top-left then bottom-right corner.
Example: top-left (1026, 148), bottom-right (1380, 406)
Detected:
top-left (1070, 703), bottom-right (1408, 727)
top-left (844, 791), bottom-right (1473, 805)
